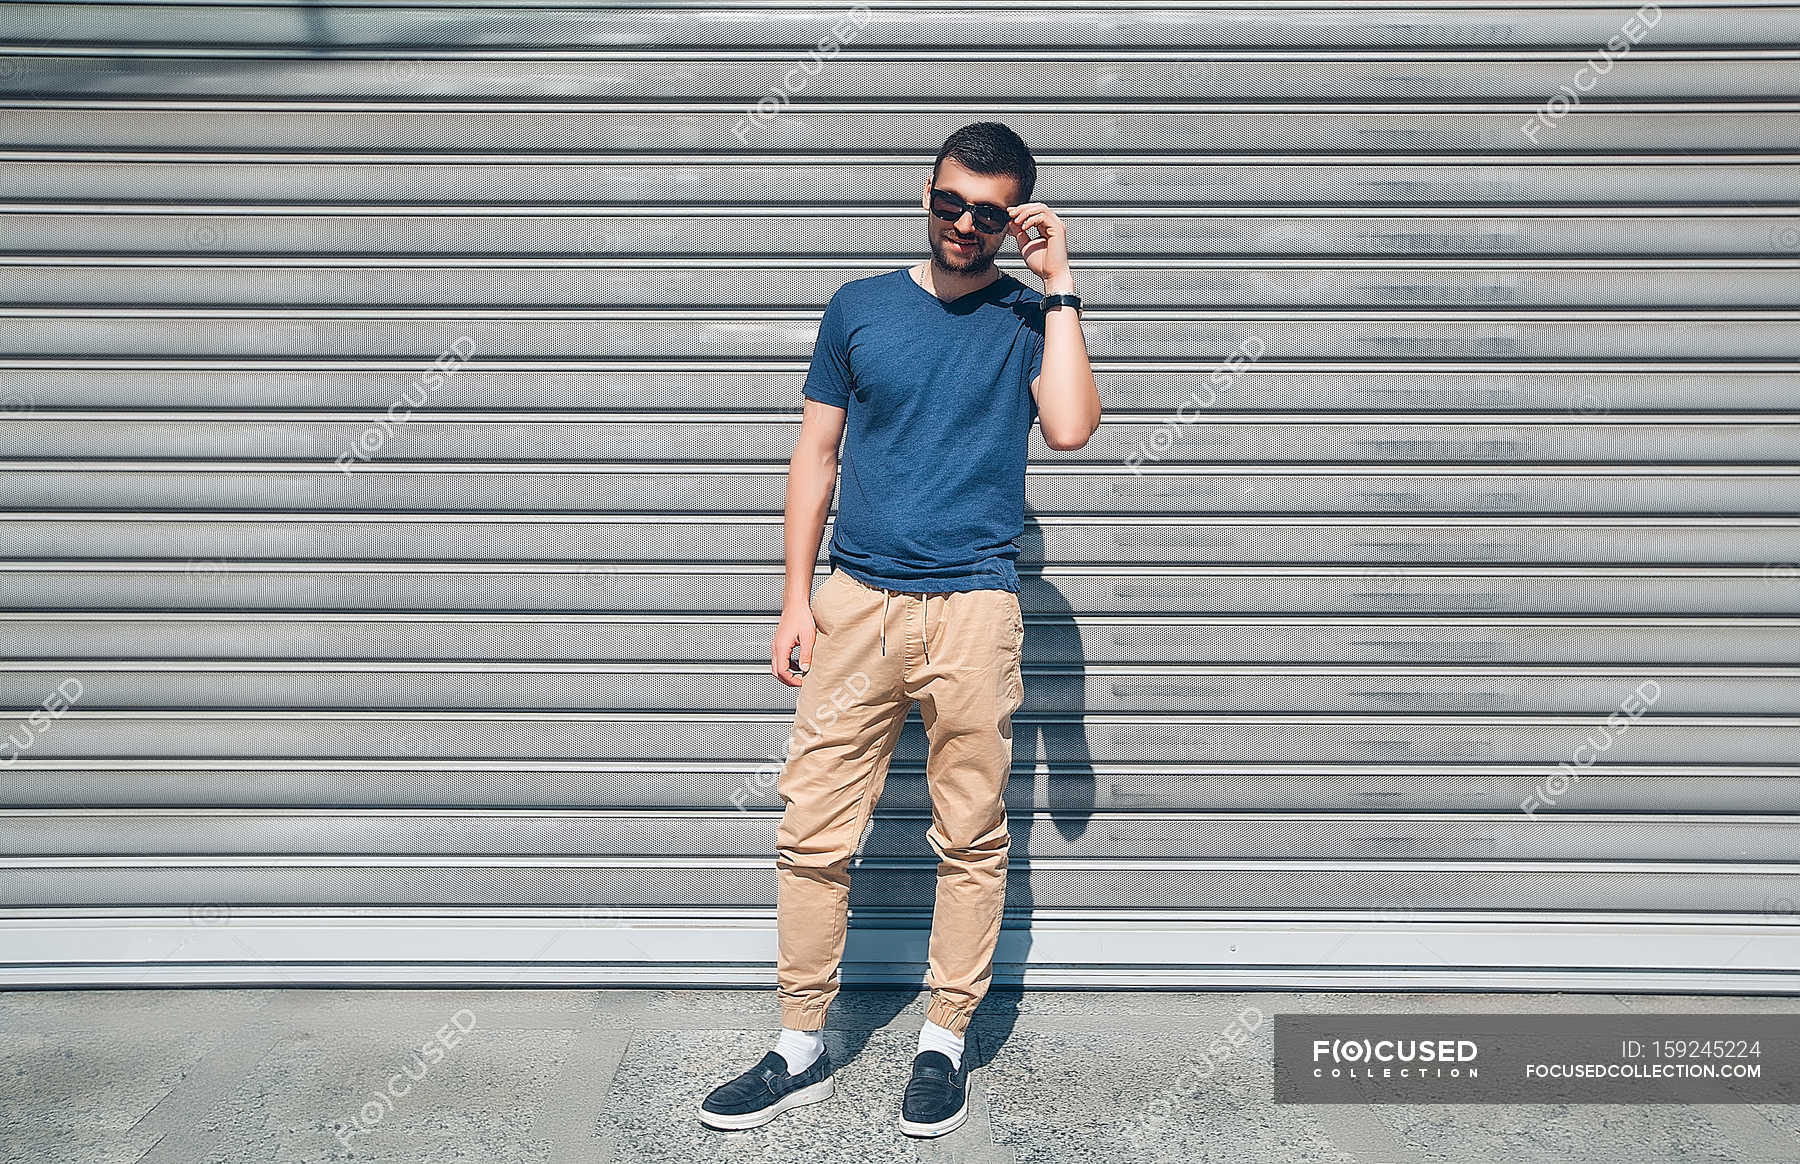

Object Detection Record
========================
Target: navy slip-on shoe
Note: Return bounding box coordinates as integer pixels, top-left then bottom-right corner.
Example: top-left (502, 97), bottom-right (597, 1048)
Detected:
top-left (898, 1049), bottom-right (969, 1138)
top-left (698, 1048), bottom-right (835, 1131)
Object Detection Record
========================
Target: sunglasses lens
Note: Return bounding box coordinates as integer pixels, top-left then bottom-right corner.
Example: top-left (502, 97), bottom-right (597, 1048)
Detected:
top-left (929, 190), bottom-right (964, 222)
top-left (931, 189), bottom-right (1008, 234)
top-left (971, 207), bottom-right (1009, 232)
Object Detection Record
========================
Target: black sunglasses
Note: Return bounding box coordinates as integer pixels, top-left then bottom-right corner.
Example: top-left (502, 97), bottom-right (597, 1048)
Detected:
top-left (928, 186), bottom-right (1012, 235)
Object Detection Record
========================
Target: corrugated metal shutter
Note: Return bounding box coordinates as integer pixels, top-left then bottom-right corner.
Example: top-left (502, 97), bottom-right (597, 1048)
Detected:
top-left (2, 3), bottom-right (1798, 988)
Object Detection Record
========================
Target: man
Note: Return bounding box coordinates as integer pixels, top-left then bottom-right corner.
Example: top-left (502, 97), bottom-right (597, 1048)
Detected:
top-left (699, 122), bottom-right (1100, 1138)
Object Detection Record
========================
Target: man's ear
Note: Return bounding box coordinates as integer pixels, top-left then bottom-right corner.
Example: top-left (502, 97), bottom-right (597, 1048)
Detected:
top-left (920, 180), bottom-right (933, 211)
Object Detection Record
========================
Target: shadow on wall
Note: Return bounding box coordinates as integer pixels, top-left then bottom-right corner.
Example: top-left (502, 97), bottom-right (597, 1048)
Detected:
top-left (972, 508), bottom-right (1097, 1067)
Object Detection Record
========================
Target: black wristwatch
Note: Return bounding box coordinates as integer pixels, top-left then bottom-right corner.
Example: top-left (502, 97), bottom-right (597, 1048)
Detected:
top-left (1040, 292), bottom-right (1083, 318)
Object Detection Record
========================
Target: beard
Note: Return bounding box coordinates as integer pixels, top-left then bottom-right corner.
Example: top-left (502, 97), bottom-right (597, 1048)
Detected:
top-left (930, 227), bottom-right (998, 276)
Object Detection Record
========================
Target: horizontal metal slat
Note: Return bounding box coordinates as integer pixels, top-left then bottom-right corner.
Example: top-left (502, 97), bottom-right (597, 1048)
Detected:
top-left (1, 367), bottom-right (1795, 411)
top-left (10, 312), bottom-right (1800, 361)
top-left (10, 105), bottom-right (1800, 154)
top-left (1, 565), bottom-right (1796, 615)
top-left (8, 158), bottom-right (1800, 206)
top-left (6, 913), bottom-right (1798, 992)
top-left (11, 261), bottom-right (1800, 309)
top-left (5, 810), bottom-right (1797, 862)
top-left (0, 664), bottom-right (1782, 715)
top-left (6, 210), bottom-right (1798, 259)
top-left (2, 614), bottom-right (1796, 666)
top-left (3, 465), bottom-right (1798, 514)
top-left (1, 710), bottom-right (1793, 764)
top-left (8, 763), bottom-right (1800, 812)
top-left (3, 858), bottom-right (1797, 912)
top-left (12, 53), bottom-right (1800, 102)
top-left (4, 417), bottom-right (1799, 464)
top-left (3, 516), bottom-right (1798, 565)
top-left (13, 5), bottom-right (1797, 49)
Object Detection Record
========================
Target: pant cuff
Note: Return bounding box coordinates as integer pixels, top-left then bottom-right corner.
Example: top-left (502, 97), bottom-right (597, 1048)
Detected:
top-left (779, 1001), bottom-right (830, 1032)
top-left (923, 996), bottom-right (976, 1035)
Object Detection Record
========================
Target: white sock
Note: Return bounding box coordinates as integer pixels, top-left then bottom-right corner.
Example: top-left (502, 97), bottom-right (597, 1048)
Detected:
top-left (773, 1027), bottom-right (825, 1074)
top-left (917, 1018), bottom-right (965, 1070)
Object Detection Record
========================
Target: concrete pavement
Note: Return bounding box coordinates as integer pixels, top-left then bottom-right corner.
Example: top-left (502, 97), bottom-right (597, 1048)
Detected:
top-left (4, 986), bottom-right (1799, 1163)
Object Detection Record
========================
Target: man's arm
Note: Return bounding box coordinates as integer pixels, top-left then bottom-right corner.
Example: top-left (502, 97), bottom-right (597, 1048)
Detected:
top-left (771, 398), bottom-right (847, 687)
top-left (1009, 201), bottom-right (1101, 451)
top-left (1029, 291), bottom-right (1100, 450)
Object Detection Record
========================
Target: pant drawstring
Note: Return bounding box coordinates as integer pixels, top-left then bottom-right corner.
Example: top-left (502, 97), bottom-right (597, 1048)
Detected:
top-left (876, 588), bottom-right (930, 662)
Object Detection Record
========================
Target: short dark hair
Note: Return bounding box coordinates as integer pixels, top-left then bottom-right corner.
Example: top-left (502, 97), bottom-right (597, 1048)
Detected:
top-left (932, 122), bottom-right (1036, 204)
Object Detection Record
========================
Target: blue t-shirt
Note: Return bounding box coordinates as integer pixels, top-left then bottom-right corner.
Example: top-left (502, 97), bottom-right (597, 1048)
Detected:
top-left (802, 266), bottom-right (1044, 593)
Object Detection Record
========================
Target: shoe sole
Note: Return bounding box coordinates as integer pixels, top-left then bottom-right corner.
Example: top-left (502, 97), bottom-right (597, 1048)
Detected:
top-left (698, 1075), bottom-right (835, 1131)
top-left (898, 1095), bottom-right (969, 1138)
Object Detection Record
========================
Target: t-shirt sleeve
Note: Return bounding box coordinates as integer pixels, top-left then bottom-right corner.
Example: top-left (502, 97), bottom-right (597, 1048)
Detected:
top-left (801, 291), bottom-right (852, 409)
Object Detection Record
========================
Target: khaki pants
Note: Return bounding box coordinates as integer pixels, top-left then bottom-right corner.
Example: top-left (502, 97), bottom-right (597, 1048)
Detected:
top-left (775, 567), bottom-right (1025, 1035)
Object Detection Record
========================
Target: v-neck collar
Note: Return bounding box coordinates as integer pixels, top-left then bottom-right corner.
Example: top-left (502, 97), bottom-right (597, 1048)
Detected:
top-left (902, 264), bottom-right (1010, 310)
